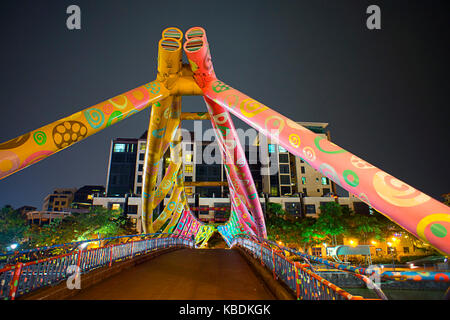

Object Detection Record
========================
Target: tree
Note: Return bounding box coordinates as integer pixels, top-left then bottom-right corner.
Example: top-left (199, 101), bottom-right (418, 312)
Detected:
top-left (27, 207), bottom-right (134, 247)
top-left (297, 217), bottom-right (325, 252)
top-left (0, 205), bottom-right (29, 252)
top-left (315, 202), bottom-right (349, 245)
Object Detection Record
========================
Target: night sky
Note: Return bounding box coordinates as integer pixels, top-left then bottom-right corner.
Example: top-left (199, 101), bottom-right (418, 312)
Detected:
top-left (0, 0), bottom-right (448, 209)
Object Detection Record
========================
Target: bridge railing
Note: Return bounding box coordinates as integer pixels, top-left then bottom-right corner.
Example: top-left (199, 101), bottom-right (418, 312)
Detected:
top-left (0, 235), bottom-right (193, 300)
top-left (231, 237), bottom-right (367, 300)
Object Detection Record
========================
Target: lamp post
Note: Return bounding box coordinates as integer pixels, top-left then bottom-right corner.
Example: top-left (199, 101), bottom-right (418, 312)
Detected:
top-left (387, 241), bottom-right (395, 271)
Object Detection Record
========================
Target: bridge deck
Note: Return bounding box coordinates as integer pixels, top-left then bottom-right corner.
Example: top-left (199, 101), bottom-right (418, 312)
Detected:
top-left (70, 248), bottom-right (276, 300)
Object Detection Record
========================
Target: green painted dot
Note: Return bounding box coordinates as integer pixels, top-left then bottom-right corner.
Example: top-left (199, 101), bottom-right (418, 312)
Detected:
top-left (430, 223), bottom-right (447, 238)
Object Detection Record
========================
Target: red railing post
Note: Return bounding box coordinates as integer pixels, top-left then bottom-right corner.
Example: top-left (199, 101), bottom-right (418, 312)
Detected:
top-left (272, 248), bottom-right (276, 280)
top-left (109, 245), bottom-right (113, 267)
top-left (76, 249), bottom-right (83, 272)
top-left (294, 262), bottom-right (300, 300)
top-left (9, 263), bottom-right (23, 300)
top-left (131, 241), bottom-right (134, 258)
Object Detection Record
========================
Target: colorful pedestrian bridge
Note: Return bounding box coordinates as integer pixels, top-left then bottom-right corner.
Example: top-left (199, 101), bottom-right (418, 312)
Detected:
top-left (0, 27), bottom-right (449, 300)
top-left (0, 233), bottom-right (448, 300)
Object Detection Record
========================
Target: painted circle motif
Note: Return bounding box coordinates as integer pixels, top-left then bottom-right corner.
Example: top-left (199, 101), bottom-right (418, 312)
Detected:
top-left (52, 121), bottom-right (88, 149)
top-left (0, 133), bottom-right (30, 150)
top-left (264, 115), bottom-right (285, 136)
top-left (0, 150), bottom-right (21, 178)
top-left (416, 214), bottom-right (450, 244)
top-left (343, 169), bottom-right (359, 187)
top-left (236, 157), bottom-right (245, 167)
top-left (288, 134), bottom-right (301, 148)
top-left (33, 131), bottom-right (47, 146)
top-left (318, 163), bottom-right (340, 184)
top-left (350, 155), bottom-right (375, 170)
top-left (212, 80), bottom-right (230, 93)
top-left (84, 108), bottom-right (105, 129)
top-left (167, 201), bottom-right (176, 211)
top-left (373, 171), bottom-right (430, 207)
top-left (145, 82), bottom-right (161, 95)
top-left (314, 136), bottom-right (347, 154)
top-left (240, 99), bottom-right (268, 118)
top-left (101, 102), bottom-right (114, 115)
top-left (302, 146), bottom-right (316, 162)
top-left (221, 94), bottom-right (239, 110)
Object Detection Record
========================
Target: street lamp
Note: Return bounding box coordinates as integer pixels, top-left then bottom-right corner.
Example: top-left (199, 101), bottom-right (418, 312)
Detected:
top-left (387, 241), bottom-right (395, 271)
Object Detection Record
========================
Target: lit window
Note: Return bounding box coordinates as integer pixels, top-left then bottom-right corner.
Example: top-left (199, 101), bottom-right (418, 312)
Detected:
top-left (113, 143), bottom-right (126, 152)
top-left (140, 143), bottom-right (146, 151)
top-left (301, 177), bottom-right (306, 185)
top-left (268, 144), bottom-right (275, 153)
top-left (185, 187), bottom-right (193, 195)
top-left (87, 194), bottom-right (93, 200)
top-left (111, 203), bottom-right (121, 211)
top-left (185, 154), bottom-right (193, 162)
top-left (185, 165), bottom-right (193, 173)
top-left (278, 145), bottom-right (287, 153)
top-left (321, 177), bottom-right (329, 185)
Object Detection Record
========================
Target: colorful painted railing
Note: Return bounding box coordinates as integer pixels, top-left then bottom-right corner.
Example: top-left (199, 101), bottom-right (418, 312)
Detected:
top-left (0, 233), bottom-right (175, 263)
top-left (231, 236), bottom-right (369, 300)
top-left (236, 234), bottom-right (450, 283)
top-left (0, 234), bottom-right (193, 300)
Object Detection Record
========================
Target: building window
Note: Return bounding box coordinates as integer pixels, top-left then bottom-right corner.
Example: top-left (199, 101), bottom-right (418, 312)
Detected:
top-left (279, 154), bottom-right (289, 163)
top-left (185, 187), bottom-right (193, 195)
top-left (279, 164), bottom-right (289, 174)
top-left (185, 165), bottom-right (193, 173)
top-left (280, 175), bottom-right (290, 185)
top-left (136, 187), bottom-right (142, 195)
top-left (270, 186), bottom-right (279, 197)
top-left (185, 143), bottom-right (193, 151)
top-left (139, 153), bottom-right (145, 161)
top-left (301, 177), bottom-right (306, 184)
top-left (301, 166), bottom-right (305, 174)
top-left (113, 143), bottom-right (126, 153)
top-left (278, 145), bottom-right (287, 153)
top-left (305, 204), bottom-right (316, 214)
top-left (185, 176), bottom-right (193, 182)
top-left (312, 247), bottom-right (322, 257)
top-left (303, 188), bottom-right (307, 196)
top-left (138, 164), bottom-right (143, 172)
top-left (137, 175), bottom-right (142, 183)
top-left (127, 205), bottom-right (138, 214)
top-left (323, 188), bottom-right (331, 196)
top-left (140, 143), bottom-right (146, 151)
top-left (185, 154), bottom-right (193, 162)
top-left (280, 186), bottom-right (291, 195)
top-left (111, 203), bottom-right (121, 211)
top-left (268, 144), bottom-right (276, 153)
top-left (321, 177), bottom-right (329, 185)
